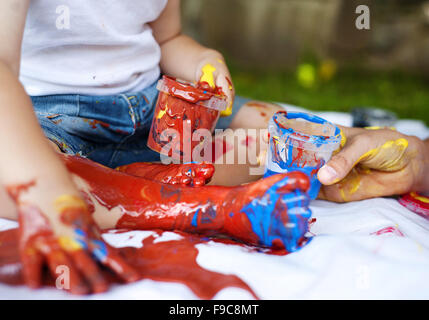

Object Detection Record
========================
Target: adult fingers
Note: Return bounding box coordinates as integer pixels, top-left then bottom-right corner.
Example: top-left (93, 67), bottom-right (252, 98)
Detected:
top-left (318, 166), bottom-right (413, 202)
top-left (317, 134), bottom-right (374, 185)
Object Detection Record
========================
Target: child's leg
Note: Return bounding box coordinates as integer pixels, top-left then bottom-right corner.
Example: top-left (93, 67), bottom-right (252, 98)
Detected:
top-left (229, 101), bottom-right (283, 131)
top-left (0, 182), bottom-right (17, 220)
top-left (65, 154), bottom-right (311, 249)
top-left (210, 101), bottom-right (283, 186)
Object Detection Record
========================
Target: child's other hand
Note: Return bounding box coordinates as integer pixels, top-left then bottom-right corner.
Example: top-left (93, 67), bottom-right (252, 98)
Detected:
top-left (6, 179), bottom-right (139, 294)
top-left (196, 52), bottom-right (235, 117)
top-left (317, 126), bottom-right (429, 202)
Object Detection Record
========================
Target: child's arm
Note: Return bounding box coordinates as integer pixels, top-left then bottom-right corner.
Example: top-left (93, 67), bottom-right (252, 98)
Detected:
top-left (0, 0), bottom-right (138, 293)
top-left (150, 0), bottom-right (235, 116)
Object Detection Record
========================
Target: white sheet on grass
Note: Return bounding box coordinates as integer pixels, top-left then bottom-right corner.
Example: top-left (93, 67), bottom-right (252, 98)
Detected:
top-left (0, 108), bottom-right (428, 300)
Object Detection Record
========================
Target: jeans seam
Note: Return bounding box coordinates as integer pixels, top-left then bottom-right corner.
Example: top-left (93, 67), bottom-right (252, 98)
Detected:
top-left (108, 94), bottom-right (138, 167)
top-left (76, 94), bottom-right (81, 117)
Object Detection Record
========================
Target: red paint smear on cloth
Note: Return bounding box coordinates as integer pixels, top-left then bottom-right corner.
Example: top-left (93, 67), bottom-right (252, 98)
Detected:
top-left (0, 228), bottom-right (262, 299)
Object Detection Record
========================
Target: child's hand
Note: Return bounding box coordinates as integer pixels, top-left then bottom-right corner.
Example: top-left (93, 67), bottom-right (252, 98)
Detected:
top-left (116, 162), bottom-right (215, 186)
top-left (6, 179), bottom-right (139, 294)
top-left (317, 126), bottom-right (429, 202)
top-left (196, 53), bottom-right (235, 117)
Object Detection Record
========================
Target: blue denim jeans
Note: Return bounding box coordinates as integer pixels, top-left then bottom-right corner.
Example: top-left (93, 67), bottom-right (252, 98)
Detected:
top-left (32, 80), bottom-right (249, 168)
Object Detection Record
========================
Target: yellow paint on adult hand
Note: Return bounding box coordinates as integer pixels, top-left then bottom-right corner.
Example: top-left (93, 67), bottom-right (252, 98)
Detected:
top-left (355, 138), bottom-right (409, 171)
top-left (338, 168), bottom-right (361, 201)
top-left (200, 64), bottom-right (216, 88)
top-left (364, 126), bottom-right (397, 131)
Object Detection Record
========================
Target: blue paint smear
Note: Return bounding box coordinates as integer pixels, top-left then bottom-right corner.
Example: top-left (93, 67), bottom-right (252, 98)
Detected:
top-left (191, 208), bottom-right (200, 227)
top-left (239, 174), bottom-right (312, 252)
top-left (265, 111), bottom-right (340, 199)
top-left (91, 239), bottom-right (108, 262)
top-left (74, 228), bottom-right (88, 250)
top-left (265, 167), bottom-right (322, 200)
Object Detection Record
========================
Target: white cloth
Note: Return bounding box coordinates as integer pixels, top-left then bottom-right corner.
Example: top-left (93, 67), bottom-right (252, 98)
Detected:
top-left (20, 0), bottom-right (168, 96)
top-left (2, 197), bottom-right (429, 300)
top-left (1, 108), bottom-right (428, 299)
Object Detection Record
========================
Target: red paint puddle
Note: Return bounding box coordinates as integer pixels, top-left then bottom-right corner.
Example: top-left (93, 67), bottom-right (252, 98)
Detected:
top-left (0, 228), bottom-right (276, 299)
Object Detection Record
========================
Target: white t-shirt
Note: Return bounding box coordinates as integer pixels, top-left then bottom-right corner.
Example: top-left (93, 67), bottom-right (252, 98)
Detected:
top-left (20, 0), bottom-right (168, 96)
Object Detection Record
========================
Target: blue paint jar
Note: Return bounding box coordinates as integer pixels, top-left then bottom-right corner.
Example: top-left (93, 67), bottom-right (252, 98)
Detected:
top-left (264, 111), bottom-right (341, 199)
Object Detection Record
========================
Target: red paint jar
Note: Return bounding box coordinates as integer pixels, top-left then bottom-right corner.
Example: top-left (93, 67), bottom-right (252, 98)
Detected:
top-left (399, 192), bottom-right (429, 218)
top-left (147, 76), bottom-right (227, 161)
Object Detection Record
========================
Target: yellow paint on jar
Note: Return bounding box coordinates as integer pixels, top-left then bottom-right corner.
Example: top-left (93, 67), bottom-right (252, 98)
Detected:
top-left (411, 192), bottom-right (429, 204)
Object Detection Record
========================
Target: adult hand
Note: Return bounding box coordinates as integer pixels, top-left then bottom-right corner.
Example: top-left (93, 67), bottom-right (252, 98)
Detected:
top-left (317, 126), bottom-right (429, 202)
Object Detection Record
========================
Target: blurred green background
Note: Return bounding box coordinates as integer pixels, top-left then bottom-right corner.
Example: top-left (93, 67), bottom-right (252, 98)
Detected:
top-left (182, 0), bottom-right (429, 124)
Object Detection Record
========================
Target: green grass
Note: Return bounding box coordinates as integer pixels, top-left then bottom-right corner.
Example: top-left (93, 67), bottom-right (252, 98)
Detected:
top-left (229, 66), bottom-right (429, 125)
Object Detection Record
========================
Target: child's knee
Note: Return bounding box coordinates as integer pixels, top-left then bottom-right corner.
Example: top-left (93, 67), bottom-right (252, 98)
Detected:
top-left (229, 101), bottom-right (283, 129)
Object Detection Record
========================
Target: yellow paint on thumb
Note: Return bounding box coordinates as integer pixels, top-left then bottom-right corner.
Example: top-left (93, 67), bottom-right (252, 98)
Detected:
top-left (200, 64), bottom-right (216, 88)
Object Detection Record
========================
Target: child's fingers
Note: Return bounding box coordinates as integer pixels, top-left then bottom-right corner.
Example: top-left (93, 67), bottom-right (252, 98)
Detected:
top-left (216, 74), bottom-right (234, 117)
top-left (90, 239), bottom-right (140, 283)
top-left (68, 249), bottom-right (108, 294)
top-left (45, 247), bottom-right (89, 295)
top-left (101, 246), bottom-right (140, 283)
top-left (21, 246), bottom-right (44, 289)
top-left (193, 176), bottom-right (206, 187)
top-left (194, 163), bottom-right (215, 180)
top-left (276, 172), bottom-right (310, 193)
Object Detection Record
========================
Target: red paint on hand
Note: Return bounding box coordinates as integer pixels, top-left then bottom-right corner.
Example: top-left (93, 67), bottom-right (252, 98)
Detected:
top-left (116, 162), bottom-right (215, 187)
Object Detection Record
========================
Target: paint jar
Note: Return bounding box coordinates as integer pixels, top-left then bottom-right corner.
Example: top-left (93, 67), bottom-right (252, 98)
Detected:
top-left (147, 76), bottom-right (227, 161)
top-left (399, 192), bottom-right (429, 218)
top-left (264, 111), bottom-right (341, 199)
